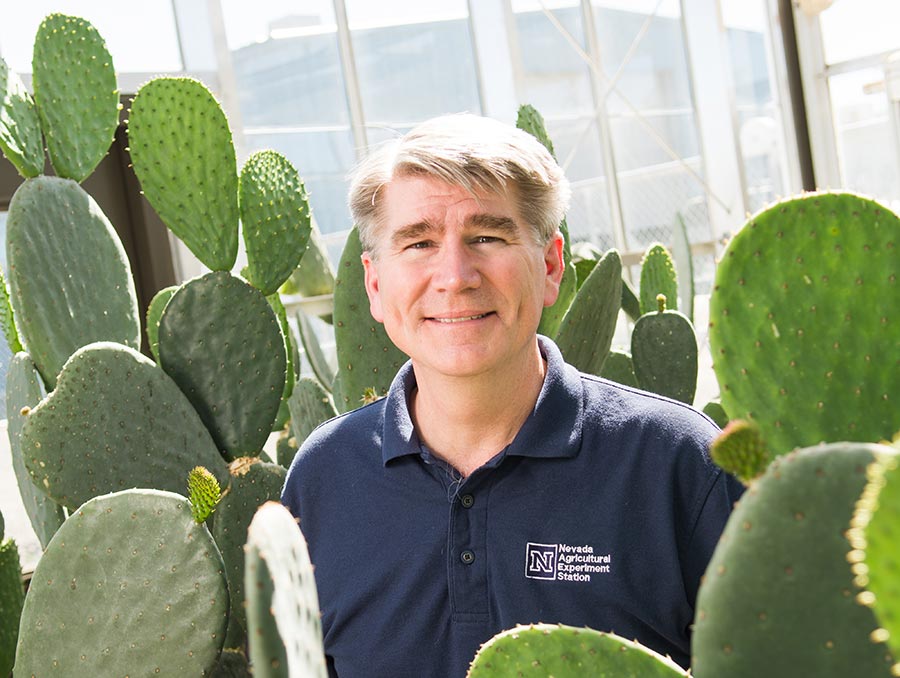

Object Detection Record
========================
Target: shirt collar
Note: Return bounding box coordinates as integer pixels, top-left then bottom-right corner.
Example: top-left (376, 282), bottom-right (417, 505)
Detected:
top-left (381, 336), bottom-right (584, 466)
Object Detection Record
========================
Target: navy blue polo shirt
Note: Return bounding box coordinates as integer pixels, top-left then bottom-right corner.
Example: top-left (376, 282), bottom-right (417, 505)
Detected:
top-left (282, 337), bottom-right (743, 678)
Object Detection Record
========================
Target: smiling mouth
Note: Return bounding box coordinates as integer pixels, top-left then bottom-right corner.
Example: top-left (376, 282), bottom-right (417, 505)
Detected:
top-left (431, 313), bottom-right (492, 323)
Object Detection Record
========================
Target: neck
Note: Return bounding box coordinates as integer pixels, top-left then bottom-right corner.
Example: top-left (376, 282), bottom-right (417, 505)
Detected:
top-left (410, 341), bottom-right (546, 477)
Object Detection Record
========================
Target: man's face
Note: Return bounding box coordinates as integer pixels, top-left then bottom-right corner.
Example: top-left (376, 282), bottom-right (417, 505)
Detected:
top-left (361, 174), bottom-right (564, 382)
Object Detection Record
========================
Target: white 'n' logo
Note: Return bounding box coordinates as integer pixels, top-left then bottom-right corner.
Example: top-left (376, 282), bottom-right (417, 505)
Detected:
top-left (525, 542), bottom-right (558, 580)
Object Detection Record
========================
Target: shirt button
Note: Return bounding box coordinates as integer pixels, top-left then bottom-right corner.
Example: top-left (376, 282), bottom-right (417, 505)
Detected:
top-left (460, 494), bottom-right (475, 508)
top-left (460, 550), bottom-right (476, 565)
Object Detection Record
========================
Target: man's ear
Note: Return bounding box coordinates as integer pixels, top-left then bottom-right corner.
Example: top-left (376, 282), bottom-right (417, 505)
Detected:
top-left (542, 232), bottom-right (565, 308)
top-left (361, 251), bottom-right (385, 322)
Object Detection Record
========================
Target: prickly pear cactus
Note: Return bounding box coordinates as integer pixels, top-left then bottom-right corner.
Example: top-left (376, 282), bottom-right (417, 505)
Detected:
top-left (6, 352), bottom-right (65, 548)
top-left (128, 76), bottom-right (239, 271)
top-left (240, 149), bottom-right (312, 296)
top-left (692, 442), bottom-right (898, 678)
top-left (554, 248), bottom-right (622, 377)
top-left (281, 216), bottom-right (336, 300)
top-left (245, 502), bottom-right (328, 678)
top-left (296, 311), bottom-right (335, 391)
top-left (288, 376), bottom-right (338, 450)
top-left (639, 243), bottom-right (679, 315)
top-left (187, 466), bottom-right (222, 524)
top-left (702, 399), bottom-right (730, 429)
top-left (0, 57), bottom-right (44, 178)
top-left (20, 341), bottom-right (229, 510)
top-left (332, 227), bottom-right (407, 412)
top-left (157, 271), bottom-right (286, 459)
top-left (212, 458), bottom-right (287, 647)
top-left (0, 533), bottom-right (24, 676)
top-left (631, 295), bottom-right (698, 404)
top-left (6, 176), bottom-right (141, 389)
top-left (467, 623), bottom-right (688, 677)
top-left (709, 419), bottom-right (772, 485)
top-left (599, 348), bottom-right (638, 388)
top-left (848, 450), bottom-right (900, 669)
top-left (32, 13), bottom-right (119, 182)
top-left (145, 284), bottom-right (178, 362)
top-left (14, 489), bottom-right (230, 676)
top-left (0, 265), bottom-right (22, 355)
top-left (709, 192), bottom-right (899, 454)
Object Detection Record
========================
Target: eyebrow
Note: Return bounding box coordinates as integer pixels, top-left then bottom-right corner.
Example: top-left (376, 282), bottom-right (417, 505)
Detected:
top-left (465, 213), bottom-right (519, 234)
top-left (391, 220), bottom-right (442, 247)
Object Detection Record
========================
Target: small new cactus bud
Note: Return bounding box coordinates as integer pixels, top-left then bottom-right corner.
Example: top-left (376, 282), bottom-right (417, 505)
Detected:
top-left (656, 293), bottom-right (667, 313)
top-left (710, 419), bottom-right (773, 485)
top-left (187, 466), bottom-right (221, 523)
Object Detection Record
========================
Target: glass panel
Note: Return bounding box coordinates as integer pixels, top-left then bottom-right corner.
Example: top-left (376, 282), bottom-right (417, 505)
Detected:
top-left (220, 1), bottom-right (356, 241)
top-left (819, 0), bottom-right (900, 65)
top-left (0, 2), bottom-right (182, 73)
top-left (509, 1), bottom-right (613, 249)
top-left (592, 1), bottom-right (713, 267)
top-left (721, 0), bottom-right (791, 214)
top-left (344, 0), bottom-right (481, 129)
top-left (829, 68), bottom-right (900, 207)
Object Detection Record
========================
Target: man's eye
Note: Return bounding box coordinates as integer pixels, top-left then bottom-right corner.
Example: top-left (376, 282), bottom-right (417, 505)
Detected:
top-left (407, 241), bottom-right (432, 250)
top-left (473, 236), bottom-right (501, 244)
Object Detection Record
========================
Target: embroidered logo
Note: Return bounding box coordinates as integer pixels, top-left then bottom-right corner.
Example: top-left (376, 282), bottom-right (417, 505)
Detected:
top-left (524, 542), bottom-right (612, 582)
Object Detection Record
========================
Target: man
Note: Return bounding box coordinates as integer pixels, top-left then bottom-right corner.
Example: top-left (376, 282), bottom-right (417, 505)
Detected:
top-left (282, 113), bottom-right (743, 677)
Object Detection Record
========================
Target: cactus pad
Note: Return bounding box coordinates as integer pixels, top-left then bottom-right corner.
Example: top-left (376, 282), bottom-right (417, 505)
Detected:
top-left (631, 304), bottom-right (698, 405)
top-left (599, 349), bottom-right (638, 388)
top-left (14, 489), bottom-right (229, 676)
top-left (0, 264), bottom-right (22, 355)
top-left (32, 14), bottom-right (118, 182)
top-left (20, 341), bottom-right (228, 510)
top-left (6, 176), bottom-right (141, 389)
top-left (709, 192), bottom-right (900, 454)
top-left (158, 271), bottom-right (286, 459)
top-left (6, 352), bottom-right (65, 548)
top-left (245, 502), bottom-right (327, 678)
top-left (554, 248), bottom-right (622, 376)
top-left (212, 459), bottom-right (287, 645)
top-left (240, 149), bottom-right (312, 296)
top-left (188, 466), bottom-right (222, 524)
top-left (848, 452), bottom-right (900, 669)
top-left (332, 228), bottom-right (407, 412)
top-left (288, 376), bottom-right (338, 449)
top-left (128, 77), bottom-right (239, 270)
top-left (467, 623), bottom-right (688, 677)
top-left (639, 243), bottom-right (679, 315)
top-left (692, 442), bottom-right (898, 677)
top-left (296, 311), bottom-right (335, 391)
top-left (145, 284), bottom-right (178, 362)
top-left (0, 537), bottom-right (24, 676)
top-left (709, 419), bottom-right (773, 484)
top-left (0, 57), bottom-right (44, 177)
top-left (282, 217), bottom-right (336, 299)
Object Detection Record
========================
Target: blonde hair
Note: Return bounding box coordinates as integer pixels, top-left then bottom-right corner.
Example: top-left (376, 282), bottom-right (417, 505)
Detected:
top-left (349, 113), bottom-right (570, 253)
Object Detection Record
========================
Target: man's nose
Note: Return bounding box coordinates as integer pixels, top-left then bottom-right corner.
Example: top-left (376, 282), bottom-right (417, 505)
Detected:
top-left (432, 241), bottom-right (481, 292)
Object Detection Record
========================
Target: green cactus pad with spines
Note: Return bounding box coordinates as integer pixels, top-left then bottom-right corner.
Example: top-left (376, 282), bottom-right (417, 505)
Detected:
top-left (32, 14), bottom-right (118, 182)
top-left (554, 248), bottom-right (622, 377)
top-left (20, 341), bottom-right (228, 510)
top-left (188, 466), bottom-right (222, 524)
top-left (702, 399), bottom-right (730, 429)
top-left (631, 303), bottom-right (698, 404)
top-left (516, 104), bottom-right (557, 158)
top-left (571, 241), bottom-right (602, 290)
top-left (240, 150), bottom-right (312, 296)
top-left (333, 228), bottom-right (407, 412)
top-left (288, 377), bottom-right (338, 450)
top-left (639, 243), bottom-right (679, 315)
top-left (14, 489), bottom-right (229, 676)
top-left (6, 176), bottom-right (141, 389)
top-left (0, 537), bottom-right (24, 676)
top-left (158, 271), bottom-right (286, 459)
top-left (599, 349), bottom-right (638, 388)
top-left (212, 458), bottom-right (287, 647)
top-left (6, 353), bottom-right (65, 548)
top-left (297, 311), bottom-right (335, 392)
top-left (128, 77), bottom-right (239, 271)
top-left (692, 442), bottom-right (898, 678)
top-left (709, 192), bottom-right (900, 455)
top-left (145, 284), bottom-right (178, 362)
top-left (0, 58), bottom-right (44, 177)
top-left (709, 419), bottom-right (773, 485)
top-left (467, 623), bottom-right (688, 677)
top-left (0, 265), bottom-right (22, 354)
top-left (848, 453), bottom-right (900, 669)
top-left (268, 291), bottom-right (296, 427)
top-left (245, 502), bottom-right (328, 678)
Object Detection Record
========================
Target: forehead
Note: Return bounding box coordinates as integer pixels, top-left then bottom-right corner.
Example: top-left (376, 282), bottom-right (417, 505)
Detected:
top-left (379, 174), bottom-right (517, 227)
